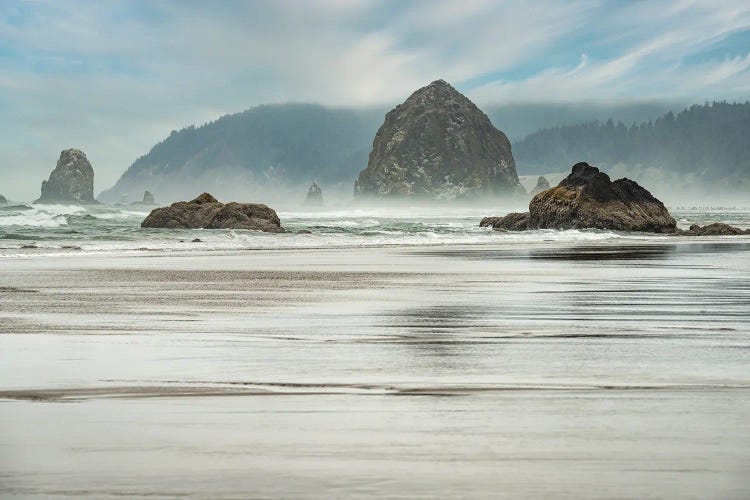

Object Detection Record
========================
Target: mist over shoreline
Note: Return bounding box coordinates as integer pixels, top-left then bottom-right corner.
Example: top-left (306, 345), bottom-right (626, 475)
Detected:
top-left (85, 99), bottom-right (747, 209)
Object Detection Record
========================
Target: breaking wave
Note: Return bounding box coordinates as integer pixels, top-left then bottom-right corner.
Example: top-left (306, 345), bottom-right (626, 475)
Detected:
top-left (0, 203), bottom-right (748, 256)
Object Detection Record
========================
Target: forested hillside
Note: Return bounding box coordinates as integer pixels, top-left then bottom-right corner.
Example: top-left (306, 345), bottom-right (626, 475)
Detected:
top-left (514, 102), bottom-right (750, 185)
top-left (98, 104), bottom-right (383, 203)
top-left (100, 100), bottom-right (749, 204)
top-left (98, 101), bottom-right (669, 204)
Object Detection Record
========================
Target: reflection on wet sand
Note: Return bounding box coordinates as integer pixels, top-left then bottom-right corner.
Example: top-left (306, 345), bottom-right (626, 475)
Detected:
top-left (1, 240), bottom-right (749, 498)
top-left (413, 241), bottom-right (750, 261)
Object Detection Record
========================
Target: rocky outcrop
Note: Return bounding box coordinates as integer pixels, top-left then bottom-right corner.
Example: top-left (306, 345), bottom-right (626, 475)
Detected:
top-left (480, 213), bottom-right (530, 231)
top-left (528, 163), bottom-right (676, 232)
top-left (678, 223), bottom-right (749, 236)
top-left (354, 79), bottom-right (523, 200)
top-left (130, 190), bottom-right (156, 206)
top-left (529, 176), bottom-right (550, 197)
top-left (35, 149), bottom-right (96, 204)
top-left (0, 194), bottom-right (6, 204)
top-left (305, 182), bottom-right (323, 206)
top-left (482, 162), bottom-right (677, 233)
top-left (141, 193), bottom-right (285, 233)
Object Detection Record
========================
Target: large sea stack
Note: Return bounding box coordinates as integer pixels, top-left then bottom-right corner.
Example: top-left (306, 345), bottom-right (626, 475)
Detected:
top-left (354, 80), bottom-right (523, 200)
top-left (482, 162), bottom-right (677, 233)
top-left (141, 193), bottom-right (285, 233)
top-left (35, 149), bottom-right (96, 204)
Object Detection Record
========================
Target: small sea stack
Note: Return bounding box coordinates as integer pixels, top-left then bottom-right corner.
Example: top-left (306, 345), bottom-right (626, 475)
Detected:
top-left (141, 193), bottom-right (285, 233)
top-left (142, 190), bottom-right (156, 205)
top-left (35, 149), bottom-right (96, 205)
top-left (305, 182), bottom-right (324, 206)
top-left (131, 190), bottom-right (156, 206)
top-left (529, 176), bottom-right (550, 197)
top-left (0, 194), bottom-right (6, 204)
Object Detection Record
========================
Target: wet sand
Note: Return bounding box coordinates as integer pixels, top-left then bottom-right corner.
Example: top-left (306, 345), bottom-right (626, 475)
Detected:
top-left (1, 240), bottom-right (749, 498)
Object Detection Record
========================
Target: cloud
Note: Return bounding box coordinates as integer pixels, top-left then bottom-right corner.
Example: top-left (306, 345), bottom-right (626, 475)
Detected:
top-left (0, 0), bottom-right (749, 199)
top-left (469, 0), bottom-right (750, 101)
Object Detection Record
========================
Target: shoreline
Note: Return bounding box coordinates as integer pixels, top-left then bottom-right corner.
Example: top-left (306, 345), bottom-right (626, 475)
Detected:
top-left (2, 231), bottom-right (750, 261)
top-left (1, 236), bottom-right (748, 498)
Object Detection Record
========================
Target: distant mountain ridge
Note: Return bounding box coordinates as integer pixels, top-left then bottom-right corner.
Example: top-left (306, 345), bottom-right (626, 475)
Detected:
top-left (98, 104), bottom-right (383, 204)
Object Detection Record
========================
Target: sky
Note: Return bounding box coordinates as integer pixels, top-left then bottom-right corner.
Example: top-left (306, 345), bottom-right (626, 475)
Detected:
top-left (1, 0), bottom-right (750, 200)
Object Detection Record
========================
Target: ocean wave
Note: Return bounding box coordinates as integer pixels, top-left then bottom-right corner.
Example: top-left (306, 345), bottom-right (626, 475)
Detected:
top-left (0, 205), bottom-right (746, 257)
top-left (92, 210), bottom-right (151, 220)
top-left (0, 228), bottom-right (659, 258)
top-left (0, 204), bottom-right (33, 211)
top-left (0, 204), bottom-right (90, 228)
top-left (0, 212), bottom-right (69, 228)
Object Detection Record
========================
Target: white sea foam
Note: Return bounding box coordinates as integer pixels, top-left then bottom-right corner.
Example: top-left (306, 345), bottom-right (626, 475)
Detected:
top-left (0, 204), bottom-right (86, 228)
top-left (0, 204), bottom-right (747, 257)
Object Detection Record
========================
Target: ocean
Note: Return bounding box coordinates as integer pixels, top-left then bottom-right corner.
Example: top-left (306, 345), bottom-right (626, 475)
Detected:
top-left (2, 202), bottom-right (750, 255)
top-left (1, 202), bottom-right (749, 497)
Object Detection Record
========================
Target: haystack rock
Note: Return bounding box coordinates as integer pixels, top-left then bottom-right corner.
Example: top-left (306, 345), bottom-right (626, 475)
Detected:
top-left (305, 182), bottom-right (323, 206)
top-left (529, 176), bottom-right (550, 197)
top-left (35, 149), bottom-right (96, 204)
top-left (0, 194), bottom-right (6, 204)
top-left (354, 79), bottom-right (523, 200)
top-left (482, 162), bottom-right (677, 233)
top-left (141, 193), bottom-right (285, 233)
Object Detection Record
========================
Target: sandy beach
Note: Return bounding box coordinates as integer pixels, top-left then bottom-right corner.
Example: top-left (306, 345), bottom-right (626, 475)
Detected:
top-left (1, 239), bottom-right (749, 498)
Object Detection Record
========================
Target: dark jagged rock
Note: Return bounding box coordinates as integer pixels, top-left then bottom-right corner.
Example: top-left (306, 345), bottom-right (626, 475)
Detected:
top-left (480, 213), bottom-right (530, 231)
top-left (482, 162), bottom-right (677, 233)
top-left (305, 182), bottom-right (323, 206)
top-left (678, 223), bottom-right (749, 236)
top-left (35, 149), bottom-right (96, 204)
top-left (0, 194), bottom-right (6, 204)
top-left (141, 193), bottom-right (285, 233)
top-left (528, 163), bottom-right (676, 232)
top-left (355, 79), bottom-right (523, 200)
top-left (529, 176), bottom-right (550, 197)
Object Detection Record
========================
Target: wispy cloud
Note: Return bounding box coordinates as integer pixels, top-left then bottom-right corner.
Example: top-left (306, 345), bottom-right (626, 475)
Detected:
top-left (0, 0), bottom-right (749, 199)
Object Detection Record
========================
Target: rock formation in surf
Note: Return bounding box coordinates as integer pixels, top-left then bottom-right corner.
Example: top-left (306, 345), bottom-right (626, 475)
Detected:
top-left (481, 162), bottom-right (677, 233)
top-left (142, 190), bottom-right (156, 205)
top-left (0, 194), bottom-right (6, 204)
top-left (354, 79), bottom-right (523, 200)
top-left (678, 223), bottom-right (750, 235)
top-left (35, 149), bottom-right (96, 204)
top-left (305, 182), bottom-right (323, 206)
top-left (141, 193), bottom-right (285, 233)
top-left (529, 176), bottom-right (550, 197)
top-left (480, 212), bottom-right (530, 231)
top-left (130, 190), bottom-right (156, 206)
